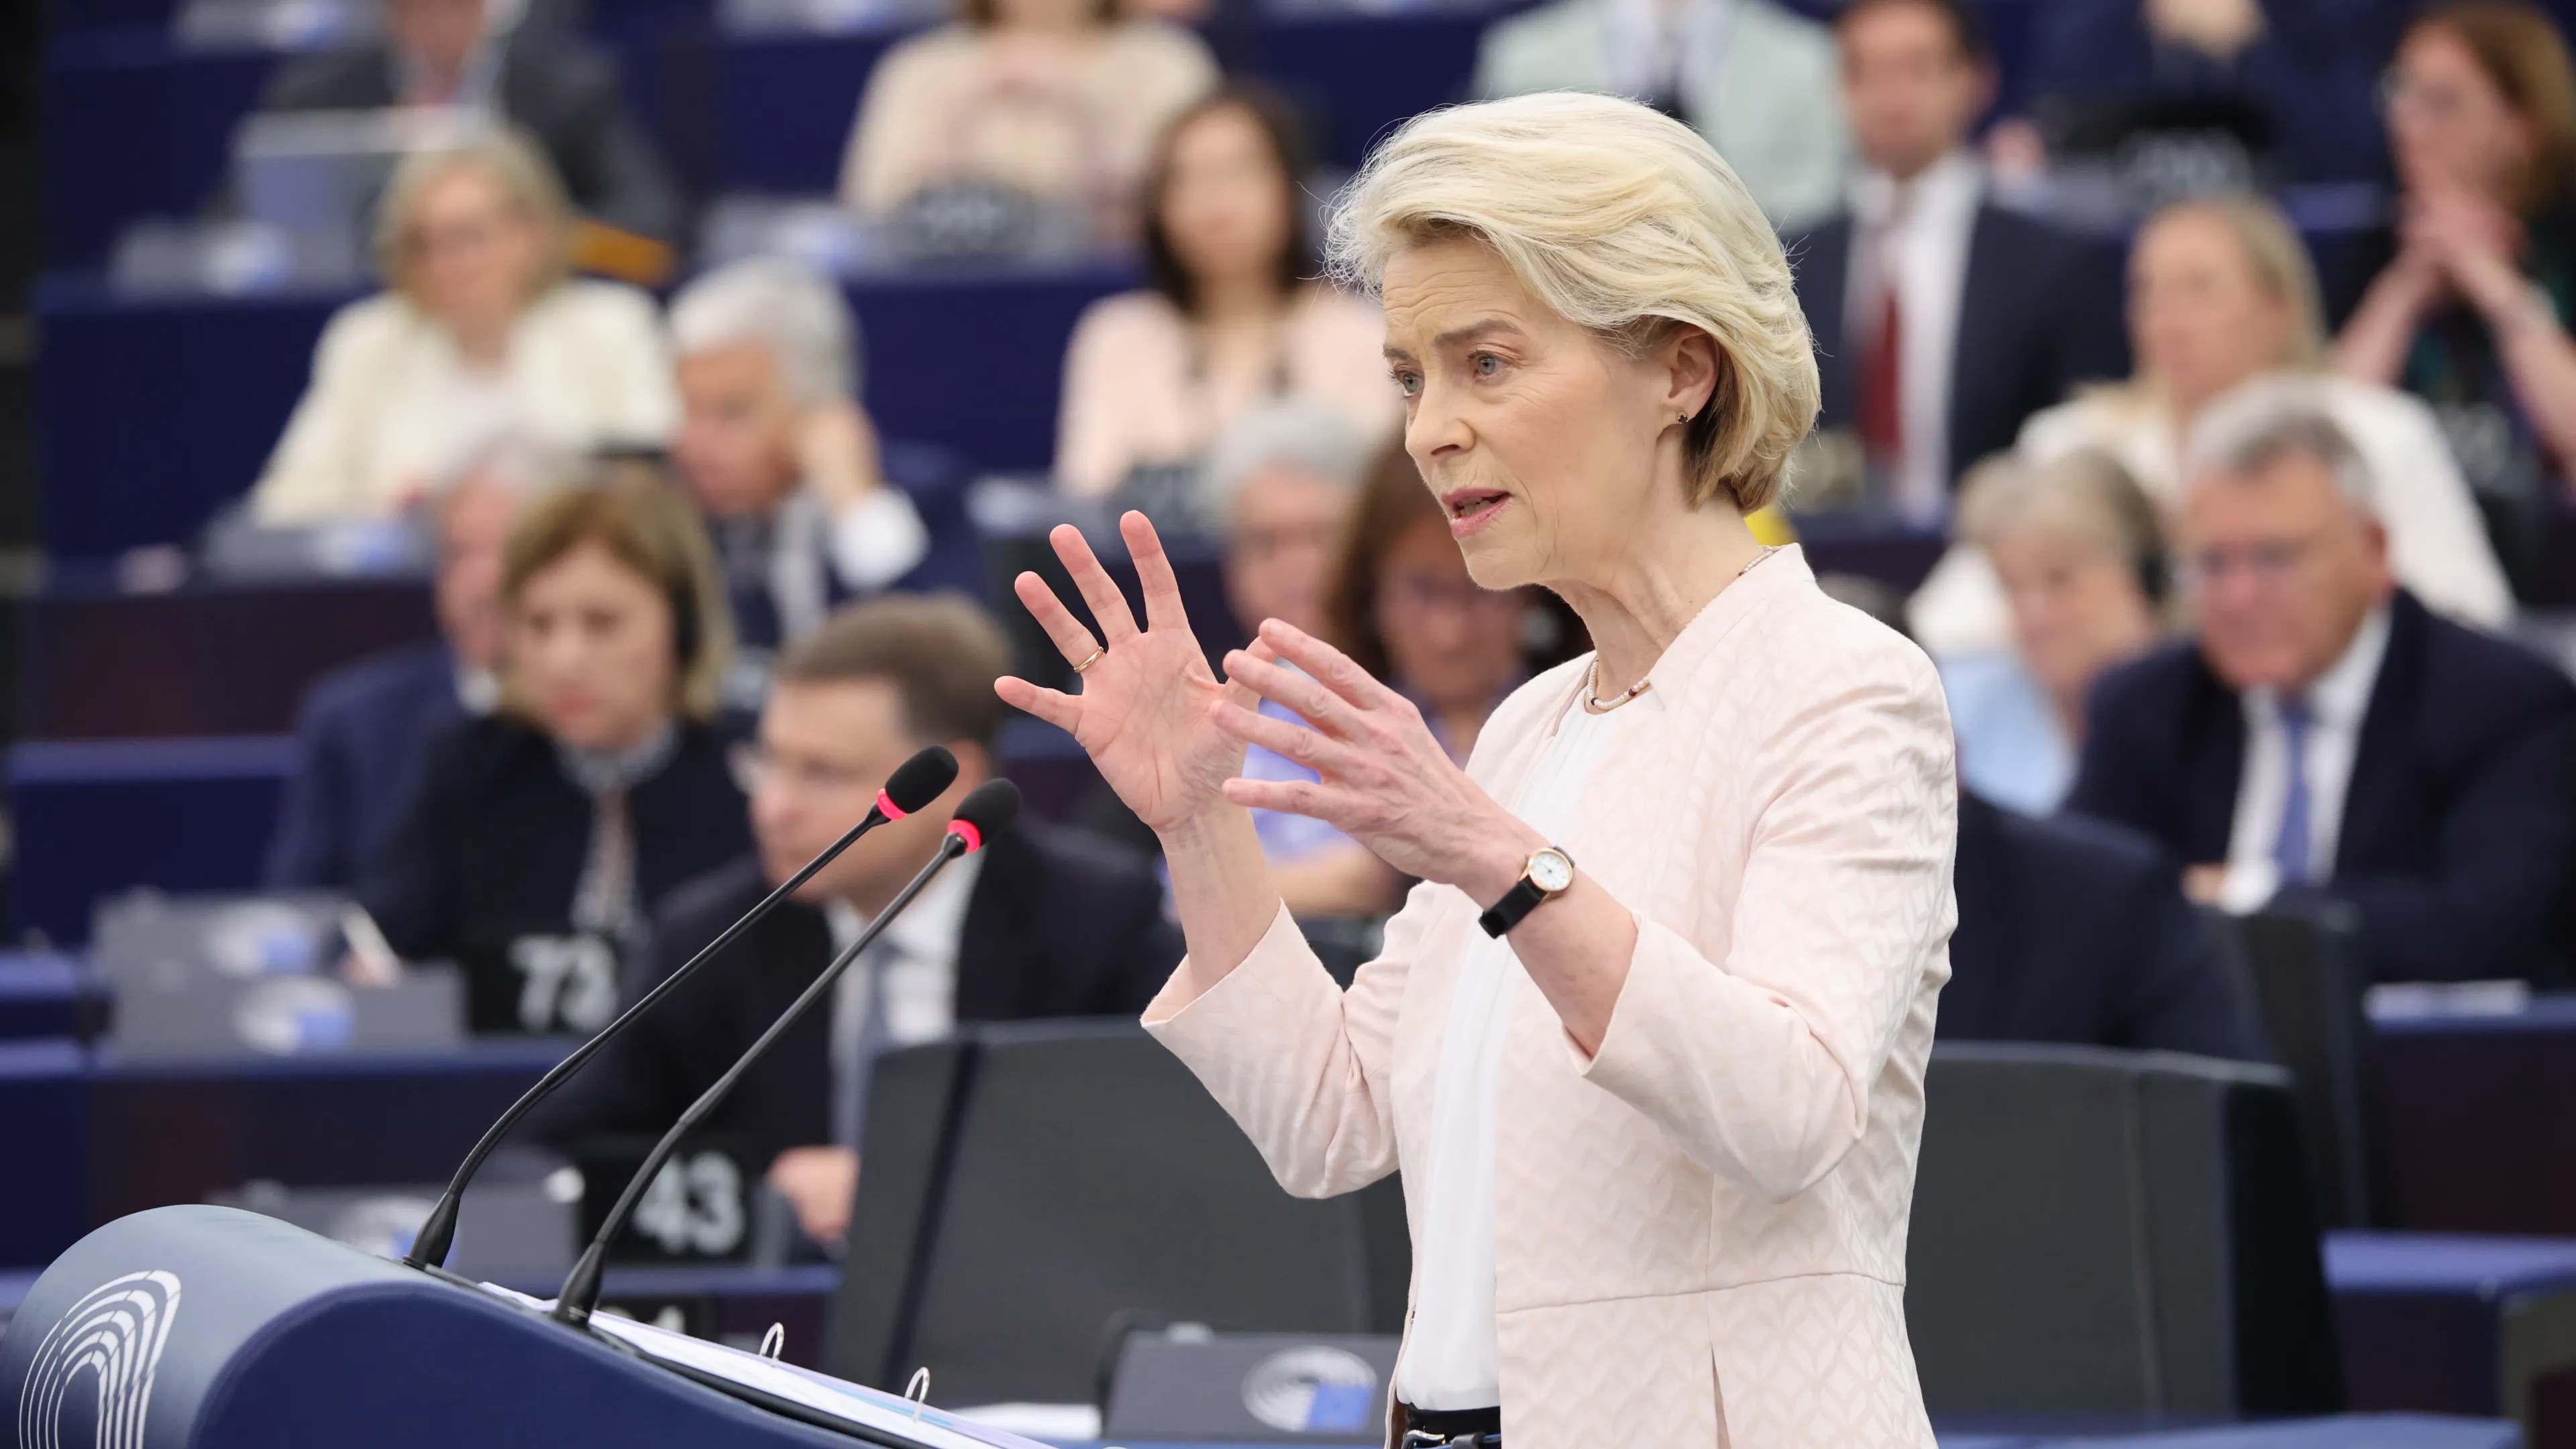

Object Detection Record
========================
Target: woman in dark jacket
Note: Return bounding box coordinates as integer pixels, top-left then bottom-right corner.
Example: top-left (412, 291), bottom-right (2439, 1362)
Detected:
top-left (363, 464), bottom-right (753, 1034)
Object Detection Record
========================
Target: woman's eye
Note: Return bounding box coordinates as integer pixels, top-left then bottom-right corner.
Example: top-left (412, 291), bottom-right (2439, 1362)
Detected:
top-left (1472, 353), bottom-right (1503, 378)
top-left (1391, 370), bottom-right (1422, 396)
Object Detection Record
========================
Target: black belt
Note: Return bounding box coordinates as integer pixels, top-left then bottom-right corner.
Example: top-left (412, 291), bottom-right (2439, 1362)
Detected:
top-left (1398, 1402), bottom-right (1501, 1446)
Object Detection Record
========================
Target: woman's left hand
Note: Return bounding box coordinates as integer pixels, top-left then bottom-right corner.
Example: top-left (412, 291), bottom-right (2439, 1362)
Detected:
top-left (1213, 618), bottom-right (1545, 906)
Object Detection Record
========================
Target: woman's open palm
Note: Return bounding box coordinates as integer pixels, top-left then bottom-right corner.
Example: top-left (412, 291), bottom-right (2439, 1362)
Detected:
top-left (995, 513), bottom-right (1254, 834)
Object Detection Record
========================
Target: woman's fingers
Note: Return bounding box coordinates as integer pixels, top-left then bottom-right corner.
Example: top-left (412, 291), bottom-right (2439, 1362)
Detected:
top-left (1012, 571), bottom-right (1103, 667)
top-left (1210, 698), bottom-right (1365, 777)
top-left (1222, 647), bottom-right (1365, 740)
top-left (994, 675), bottom-right (1081, 733)
top-left (1256, 618), bottom-right (1407, 713)
top-left (1220, 635), bottom-right (1278, 711)
top-left (1121, 511), bottom-right (1192, 635)
top-left (1221, 774), bottom-right (1352, 824)
top-left (1049, 524), bottom-right (1140, 645)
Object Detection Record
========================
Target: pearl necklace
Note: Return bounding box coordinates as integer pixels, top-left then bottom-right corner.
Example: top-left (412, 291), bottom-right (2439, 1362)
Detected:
top-left (1582, 545), bottom-right (1780, 712)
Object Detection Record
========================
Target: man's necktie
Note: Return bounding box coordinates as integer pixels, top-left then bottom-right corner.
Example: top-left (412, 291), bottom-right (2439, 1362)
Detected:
top-left (2271, 698), bottom-right (2316, 886)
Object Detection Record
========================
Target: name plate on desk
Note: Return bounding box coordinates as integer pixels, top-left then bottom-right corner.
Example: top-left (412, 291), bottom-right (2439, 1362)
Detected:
top-left (1104, 1329), bottom-right (1398, 1442)
top-left (576, 1135), bottom-right (760, 1266)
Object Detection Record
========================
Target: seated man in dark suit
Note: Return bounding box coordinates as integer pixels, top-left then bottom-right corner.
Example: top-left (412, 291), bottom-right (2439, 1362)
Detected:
top-left (667, 258), bottom-right (985, 665)
top-left (538, 594), bottom-right (1181, 1249)
top-left (1946, 790), bottom-right (2259, 1058)
top-left (1786, 0), bottom-right (2126, 519)
top-left (265, 447), bottom-right (540, 888)
top-left (2067, 389), bottom-right (2576, 985)
top-left (261, 0), bottom-right (679, 244)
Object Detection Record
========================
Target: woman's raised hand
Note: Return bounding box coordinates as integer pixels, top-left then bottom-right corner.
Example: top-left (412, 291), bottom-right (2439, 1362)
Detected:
top-left (1211, 618), bottom-right (1542, 906)
top-left (996, 513), bottom-right (1254, 835)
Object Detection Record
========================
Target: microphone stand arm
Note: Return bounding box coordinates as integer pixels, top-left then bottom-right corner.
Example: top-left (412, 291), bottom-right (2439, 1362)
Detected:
top-left (552, 833), bottom-right (972, 1326)
top-left (403, 805), bottom-right (894, 1273)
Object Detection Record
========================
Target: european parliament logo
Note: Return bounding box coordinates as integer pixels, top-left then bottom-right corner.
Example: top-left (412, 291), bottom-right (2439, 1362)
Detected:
top-left (15, 1271), bottom-right (184, 1449)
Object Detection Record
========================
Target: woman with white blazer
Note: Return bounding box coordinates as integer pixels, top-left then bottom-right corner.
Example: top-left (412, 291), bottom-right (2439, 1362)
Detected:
top-left (251, 130), bottom-right (676, 523)
top-left (1000, 95), bottom-right (1951, 1448)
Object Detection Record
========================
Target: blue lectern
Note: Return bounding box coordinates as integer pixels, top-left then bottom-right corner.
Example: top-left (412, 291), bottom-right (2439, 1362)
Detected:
top-left (3, 1205), bottom-right (1039, 1449)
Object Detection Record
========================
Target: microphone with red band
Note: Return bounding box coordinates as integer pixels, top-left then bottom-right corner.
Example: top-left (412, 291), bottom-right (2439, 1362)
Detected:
top-left (554, 780), bottom-right (1022, 1326)
top-left (400, 746), bottom-right (961, 1273)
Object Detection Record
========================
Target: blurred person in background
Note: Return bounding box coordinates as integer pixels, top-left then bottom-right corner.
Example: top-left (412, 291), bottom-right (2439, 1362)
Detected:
top-left (266, 435), bottom-right (566, 889)
top-left (1470, 0), bottom-right (1848, 227)
top-left (1203, 400), bottom-right (1377, 643)
top-left (668, 258), bottom-right (981, 655)
top-left (250, 132), bottom-right (676, 523)
top-left (262, 0), bottom-right (680, 244)
top-left (1909, 195), bottom-right (2510, 655)
top-left (2337, 1), bottom-right (2576, 515)
top-left (1937, 450), bottom-right (2169, 817)
top-left (539, 596), bottom-right (1180, 1250)
top-left (2011, 0), bottom-right (2391, 186)
top-left (362, 467), bottom-right (752, 1034)
top-left (2067, 391), bottom-right (2576, 986)
top-left (837, 0), bottom-right (1214, 237)
top-left (1055, 87), bottom-right (1395, 501)
top-left (1788, 0), bottom-right (2127, 521)
top-left (1234, 442), bottom-right (1587, 919)
top-left (1944, 790), bottom-right (2262, 1057)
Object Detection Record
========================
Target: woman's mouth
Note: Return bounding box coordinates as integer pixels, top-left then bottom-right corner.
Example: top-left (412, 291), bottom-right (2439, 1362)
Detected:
top-left (1442, 488), bottom-right (1511, 539)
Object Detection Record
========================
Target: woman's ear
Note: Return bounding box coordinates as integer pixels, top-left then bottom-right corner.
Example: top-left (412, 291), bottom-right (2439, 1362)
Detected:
top-left (1660, 325), bottom-right (1723, 421)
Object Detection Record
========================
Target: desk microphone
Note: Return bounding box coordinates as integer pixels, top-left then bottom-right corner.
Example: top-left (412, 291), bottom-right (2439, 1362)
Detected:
top-left (552, 779), bottom-right (1021, 1327)
top-left (400, 746), bottom-right (961, 1273)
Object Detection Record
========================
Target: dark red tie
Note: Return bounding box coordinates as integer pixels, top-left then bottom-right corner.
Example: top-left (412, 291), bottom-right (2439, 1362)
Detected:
top-left (1860, 279), bottom-right (1903, 467)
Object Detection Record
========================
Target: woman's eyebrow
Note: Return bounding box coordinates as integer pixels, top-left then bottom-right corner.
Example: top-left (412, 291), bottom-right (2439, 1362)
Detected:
top-left (1385, 318), bottom-right (1522, 364)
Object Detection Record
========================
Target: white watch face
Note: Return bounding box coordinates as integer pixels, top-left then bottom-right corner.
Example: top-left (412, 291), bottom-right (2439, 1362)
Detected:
top-left (1527, 849), bottom-right (1575, 894)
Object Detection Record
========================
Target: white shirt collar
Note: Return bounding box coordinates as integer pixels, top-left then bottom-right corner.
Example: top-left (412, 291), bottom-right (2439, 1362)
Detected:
top-left (2249, 600), bottom-right (2392, 731)
top-left (1848, 150), bottom-right (1984, 232)
top-left (822, 852), bottom-right (984, 965)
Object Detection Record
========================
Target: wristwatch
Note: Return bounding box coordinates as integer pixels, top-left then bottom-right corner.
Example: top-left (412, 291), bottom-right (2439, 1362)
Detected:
top-left (1477, 847), bottom-right (1576, 938)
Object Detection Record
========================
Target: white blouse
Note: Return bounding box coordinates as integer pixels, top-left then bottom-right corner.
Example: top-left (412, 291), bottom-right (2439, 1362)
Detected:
top-left (252, 279), bottom-right (678, 523)
top-left (1399, 683), bottom-right (1651, 1412)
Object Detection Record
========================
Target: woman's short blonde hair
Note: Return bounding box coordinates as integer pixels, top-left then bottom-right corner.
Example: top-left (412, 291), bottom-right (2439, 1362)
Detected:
top-left (374, 127), bottom-right (572, 308)
top-left (499, 462), bottom-right (735, 724)
top-left (1956, 448), bottom-right (2168, 603)
top-left (1326, 93), bottom-right (1819, 513)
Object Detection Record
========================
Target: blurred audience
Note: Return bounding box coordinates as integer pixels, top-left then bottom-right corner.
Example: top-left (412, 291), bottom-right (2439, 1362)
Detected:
top-left (1788, 0), bottom-right (2127, 520)
top-left (266, 436), bottom-right (564, 890)
top-left (1055, 88), bottom-right (1394, 502)
top-left (1201, 404), bottom-right (1383, 914)
top-left (1938, 451), bottom-right (2169, 816)
top-left (668, 259), bottom-right (981, 655)
top-left (261, 0), bottom-right (679, 244)
top-left (1471, 0), bottom-right (1849, 227)
top-left (251, 133), bottom-right (675, 523)
top-left (2337, 1), bottom-right (2576, 514)
top-left (362, 468), bottom-right (753, 1034)
top-left (1203, 400), bottom-right (1376, 642)
top-left (837, 0), bottom-right (1215, 237)
top-left (1944, 791), bottom-right (2262, 1058)
top-left (1237, 444), bottom-right (1582, 918)
top-left (2066, 391), bottom-right (2576, 986)
top-left (1910, 195), bottom-right (2512, 655)
top-left (539, 596), bottom-right (1181, 1250)
top-left (2017, 0), bottom-right (2390, 185)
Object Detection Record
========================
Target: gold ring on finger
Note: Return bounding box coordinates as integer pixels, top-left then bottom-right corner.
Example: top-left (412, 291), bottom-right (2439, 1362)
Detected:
top-left (1071, 645), bottom-right (1105, 674)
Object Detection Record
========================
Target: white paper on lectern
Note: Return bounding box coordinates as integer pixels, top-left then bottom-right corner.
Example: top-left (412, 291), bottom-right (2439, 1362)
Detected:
top-left (474, 1283), bottom-right (1042, 1449)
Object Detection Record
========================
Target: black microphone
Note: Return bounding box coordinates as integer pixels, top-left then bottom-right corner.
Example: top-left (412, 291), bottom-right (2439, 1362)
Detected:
top-left (400, 746), bottom-right (961, 1273)
top-left (552, 780), bottom-right (1022, 1326)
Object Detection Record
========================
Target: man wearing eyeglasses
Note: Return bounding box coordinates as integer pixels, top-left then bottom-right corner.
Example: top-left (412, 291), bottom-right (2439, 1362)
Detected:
top-left (2065, 380), bottom-right (2576, 987)
top-left (540, 593), bottom-right (1180, 1250)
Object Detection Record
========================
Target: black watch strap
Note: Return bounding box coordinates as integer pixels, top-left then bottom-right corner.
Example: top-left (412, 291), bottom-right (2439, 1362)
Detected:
top-left (1477, 879), bottom-right (1549, 938)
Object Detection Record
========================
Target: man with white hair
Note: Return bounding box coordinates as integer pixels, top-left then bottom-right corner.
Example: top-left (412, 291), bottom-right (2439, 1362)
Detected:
top-left (2066, 393), bottom-right (2576, 986)
top-left (668, 258), bottom-right (976, 653)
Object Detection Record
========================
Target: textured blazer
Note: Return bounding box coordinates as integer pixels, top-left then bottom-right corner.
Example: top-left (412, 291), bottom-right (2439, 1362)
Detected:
top-left (1145, 548), bottom-right (1956, 1448)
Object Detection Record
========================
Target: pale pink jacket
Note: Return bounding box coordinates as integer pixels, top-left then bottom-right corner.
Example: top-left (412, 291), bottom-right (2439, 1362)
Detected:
top-left (1144, 547), bottom-right (1955, 1448)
